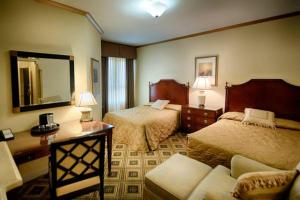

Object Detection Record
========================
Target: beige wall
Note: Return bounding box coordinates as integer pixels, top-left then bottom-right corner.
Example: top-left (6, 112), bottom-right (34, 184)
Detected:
top-left (136, 16), bottom-right (300, 109)
top-left (0, 0), bottom-right (102, 133)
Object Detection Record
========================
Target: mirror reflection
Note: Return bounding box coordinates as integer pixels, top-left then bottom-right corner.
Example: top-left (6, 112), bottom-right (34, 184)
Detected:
top-left (17, 57), bottom-right (71, 106)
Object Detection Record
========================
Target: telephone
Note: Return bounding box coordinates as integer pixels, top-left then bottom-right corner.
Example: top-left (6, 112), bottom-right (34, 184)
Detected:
top-left (0, 129), bottom-right (14, 141)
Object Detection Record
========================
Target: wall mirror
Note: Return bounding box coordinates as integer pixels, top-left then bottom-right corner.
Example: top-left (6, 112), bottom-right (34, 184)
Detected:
top-left (10, 51), bottom-right (75, 112)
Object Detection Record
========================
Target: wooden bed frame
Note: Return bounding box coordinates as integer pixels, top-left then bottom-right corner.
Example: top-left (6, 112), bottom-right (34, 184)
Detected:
top-left (225, 79), bottom-right (300, 121)
top-left (149, 79), bottom-right (189, 105)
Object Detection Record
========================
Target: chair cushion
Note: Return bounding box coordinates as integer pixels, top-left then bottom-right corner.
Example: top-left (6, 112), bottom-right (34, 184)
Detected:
top-left (187, 165), bottom-right (237, 200)
top-left (56, 176), bottom-right (100, 197)
top-left (145, 153), bottom-right (212, 200)
top-left (233, 170), bottom-right (297, 200)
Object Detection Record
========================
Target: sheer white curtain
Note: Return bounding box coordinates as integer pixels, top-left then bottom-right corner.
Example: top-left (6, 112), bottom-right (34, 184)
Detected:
top-left (108, 57), bottom-right (126, 112)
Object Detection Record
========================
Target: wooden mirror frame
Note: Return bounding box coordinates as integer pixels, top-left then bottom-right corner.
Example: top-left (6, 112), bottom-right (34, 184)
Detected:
top-left (10, 50), bottom-right (75, 112)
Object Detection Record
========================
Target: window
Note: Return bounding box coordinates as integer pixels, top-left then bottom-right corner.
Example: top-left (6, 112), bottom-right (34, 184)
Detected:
top-left (107, 57), bottom-right (126, 112)
top-left (101, 56), bottom-right (136, 116)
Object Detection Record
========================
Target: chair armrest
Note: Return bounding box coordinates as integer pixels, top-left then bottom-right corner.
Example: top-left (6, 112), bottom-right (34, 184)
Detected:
top-left (231, 155), bottom-right (279, 179)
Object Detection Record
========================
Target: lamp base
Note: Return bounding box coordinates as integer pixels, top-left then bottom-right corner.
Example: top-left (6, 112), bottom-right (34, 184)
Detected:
top-left (80, 109), bottom-right (93, 122)
top-left (198, 94), bottom-right (206, 108)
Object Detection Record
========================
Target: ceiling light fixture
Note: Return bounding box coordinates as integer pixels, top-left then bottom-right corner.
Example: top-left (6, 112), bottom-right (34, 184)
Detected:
top-left (145, 0), bottom-right (168, 18)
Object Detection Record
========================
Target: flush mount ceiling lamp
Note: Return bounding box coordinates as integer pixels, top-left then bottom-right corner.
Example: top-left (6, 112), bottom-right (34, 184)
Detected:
top-left (145, 0), bottom-right (168, 18)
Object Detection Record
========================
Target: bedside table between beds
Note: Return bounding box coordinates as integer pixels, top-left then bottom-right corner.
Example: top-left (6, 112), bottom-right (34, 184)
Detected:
top-left (181, 105), bottom-right (223, 133)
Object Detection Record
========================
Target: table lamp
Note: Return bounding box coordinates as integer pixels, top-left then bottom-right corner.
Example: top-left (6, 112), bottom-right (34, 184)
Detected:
top-left (192, 77), bottom-right (211, 108)
top-left (77, 92), bottom-right (97, 122)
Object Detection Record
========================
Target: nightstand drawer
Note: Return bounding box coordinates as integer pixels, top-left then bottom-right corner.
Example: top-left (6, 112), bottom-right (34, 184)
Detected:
top-left (181, 105), bottom-right (223, 134)
top-left (182, 116), bottom-right (215, 126)
top-left (182, 107), bottom-right (216, 118)
top-left (196, 110), bottom-right (216, 118)
top-left (181, 123), bottom-right (206, 133)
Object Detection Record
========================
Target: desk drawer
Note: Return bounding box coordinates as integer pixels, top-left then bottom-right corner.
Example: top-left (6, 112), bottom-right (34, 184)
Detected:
top-left (14, 147), bottom-right (49, 165)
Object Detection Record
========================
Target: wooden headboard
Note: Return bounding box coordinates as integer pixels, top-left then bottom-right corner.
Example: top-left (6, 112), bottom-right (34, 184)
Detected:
top-left (149, 79), bottom-right (189, 105)
top-left (225, 79), bottom-right (300, 121)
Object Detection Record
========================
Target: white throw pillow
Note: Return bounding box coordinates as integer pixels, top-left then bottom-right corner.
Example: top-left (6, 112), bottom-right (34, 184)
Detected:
top-left (144, 102), bottom-right (154, 106)
top-left (151, 100), bottom-right (170, 110)
top-left (242, 108), bottom-right (275, 128)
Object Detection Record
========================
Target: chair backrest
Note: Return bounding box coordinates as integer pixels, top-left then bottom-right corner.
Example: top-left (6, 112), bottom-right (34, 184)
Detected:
top-left (49, 134), bottom-right (105, 198)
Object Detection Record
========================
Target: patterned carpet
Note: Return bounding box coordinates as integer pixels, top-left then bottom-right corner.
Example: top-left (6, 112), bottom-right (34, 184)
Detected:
top-left (8, 133), bottom-right (187, 200)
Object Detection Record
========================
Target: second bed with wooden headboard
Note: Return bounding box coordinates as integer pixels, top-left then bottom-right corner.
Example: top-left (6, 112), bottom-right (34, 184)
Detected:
top-left (103, 79), bottom-right (189, 151)
top-left (187, 79), bottom-right (300, 170)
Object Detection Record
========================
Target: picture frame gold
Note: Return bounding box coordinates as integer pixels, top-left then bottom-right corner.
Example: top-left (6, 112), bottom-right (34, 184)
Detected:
top-left (195, 56), bottom-right (218, 86)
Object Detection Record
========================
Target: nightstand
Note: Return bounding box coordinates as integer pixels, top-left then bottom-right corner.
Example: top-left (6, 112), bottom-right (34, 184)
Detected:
top-left (181, 105), bottom-right (223, 133)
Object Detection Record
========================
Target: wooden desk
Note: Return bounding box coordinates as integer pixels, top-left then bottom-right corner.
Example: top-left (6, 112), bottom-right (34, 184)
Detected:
top-left (7, 120), bottom-right (114, 174)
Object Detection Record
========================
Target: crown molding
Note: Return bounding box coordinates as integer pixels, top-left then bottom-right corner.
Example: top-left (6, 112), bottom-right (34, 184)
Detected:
top-left (35, 0), bottom-right (104, 34)
top-left (138, 11), bottom-right (300, 48)
top-left (86, 13), bottom-right (104, 34)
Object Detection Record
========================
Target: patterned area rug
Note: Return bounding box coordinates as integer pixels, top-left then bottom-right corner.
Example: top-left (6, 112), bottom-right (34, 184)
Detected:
top-left (8, 133), bottom-right (187, 200)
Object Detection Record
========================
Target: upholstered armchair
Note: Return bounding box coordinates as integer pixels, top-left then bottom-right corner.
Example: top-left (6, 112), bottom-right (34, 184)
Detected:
top-left (144, 154), bottom-right (300, 200)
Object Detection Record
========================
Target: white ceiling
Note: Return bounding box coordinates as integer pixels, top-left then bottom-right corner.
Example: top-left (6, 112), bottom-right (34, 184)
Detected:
top-left (55, 0), bottom-right (300, 46)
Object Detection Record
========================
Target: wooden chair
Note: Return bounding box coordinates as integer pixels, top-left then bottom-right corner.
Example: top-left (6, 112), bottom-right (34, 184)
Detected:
top-left (49, 134), bottom-right (106, 200)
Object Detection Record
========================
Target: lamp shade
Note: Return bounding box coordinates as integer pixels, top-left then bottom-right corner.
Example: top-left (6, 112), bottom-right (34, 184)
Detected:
top-left (77, 92), bottom-right (97, 107)
top-left (192, 77), bottom-right (211, 90)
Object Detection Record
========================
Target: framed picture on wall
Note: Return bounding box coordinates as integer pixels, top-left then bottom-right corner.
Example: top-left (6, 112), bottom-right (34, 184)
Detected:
top-left (195, 56), bottom-right (218, 86)
top-left (91, 58), bottom-right (100, 96)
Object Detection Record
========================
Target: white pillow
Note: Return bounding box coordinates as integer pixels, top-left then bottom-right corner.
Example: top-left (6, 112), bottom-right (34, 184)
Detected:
top-left (151, 100), bottom-right (170, 110)
top-left (144, 102), bottom-right (153, 106)
top-left (242, 108), bottom-right (275, 128)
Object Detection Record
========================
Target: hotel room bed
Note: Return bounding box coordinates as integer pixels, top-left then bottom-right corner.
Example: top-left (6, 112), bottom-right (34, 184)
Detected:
top-left (187, 112), bottom-right (300, 170)
top-left (104, 105), bottom-right (180, 151)
top-left (103, 79), bottom-right (189, 151)
top-left (187, 79), bottom-right (300, 170)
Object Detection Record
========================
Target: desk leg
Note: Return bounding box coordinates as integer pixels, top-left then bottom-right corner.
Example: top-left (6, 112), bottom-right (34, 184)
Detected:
top-left (107, 130), bottom-right (112, 176)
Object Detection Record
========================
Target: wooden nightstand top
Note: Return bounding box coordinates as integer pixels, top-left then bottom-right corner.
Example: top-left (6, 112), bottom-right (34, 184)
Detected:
top-left (183, 105), bottom-right (223, 112)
